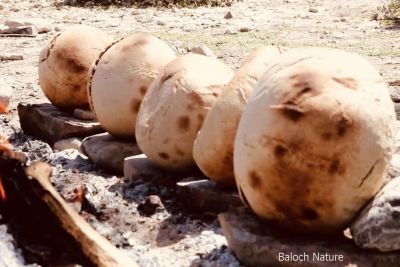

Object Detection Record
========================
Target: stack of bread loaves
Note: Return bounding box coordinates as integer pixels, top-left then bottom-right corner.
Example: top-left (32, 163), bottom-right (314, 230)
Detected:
top-left (38, 25), bottom-right (395, 234)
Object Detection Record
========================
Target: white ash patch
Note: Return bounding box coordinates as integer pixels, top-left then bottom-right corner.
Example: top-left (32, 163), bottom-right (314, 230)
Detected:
top-left (0, 223), bottom-right (38, 267)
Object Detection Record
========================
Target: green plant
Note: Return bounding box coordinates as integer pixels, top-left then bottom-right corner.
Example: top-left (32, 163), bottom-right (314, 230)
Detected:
top-left (378, 0), bottom-right (400, 26)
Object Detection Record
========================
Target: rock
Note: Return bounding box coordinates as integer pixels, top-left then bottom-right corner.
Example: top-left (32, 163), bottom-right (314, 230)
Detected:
top-left (156, 20), bottom-right (166, 26)
top-left (0, 54), bottom-right (23, 61)
top-left (224, 29), bottom-right (233, 35)
top-left (73, 108), bottom-right (96, 121)
top-left (18, 103), bottom-right (104, 144)
top-left (0, 81), bottom-right (12, 113)
top-left (0, 26), bottom-right (37, 36)
top-left (38, 26), bottom-right (52, 34)
top-left (131, 10), bottom-right (142, 15)
top-left (219, 207), bottom-right (400, 267)
top-left (238, 27), bottom-right (251, 32)
top-left (4, 19), bottom-right (52, 34)
top-left (340, 18), bottom-right (347, 22)
top-left (224, 11), bottom-right (233, 19)
top-left (176, 177), bottom-right (242, 214)
top-left (54, 26), bottom-right (62, 32)
top-left (4, 20), bottom-right (25, 28)
top-left (53, 138), bottom-right (82, 152)
top-left (10, 6), bottom-right (20, 12)
top-left (190, 44), bottom-right (216, 58)
top-left (124, 154), bottom-right (165, 180)
top-left (351, 177), bottom-right (400, 252)
top-left (81, 133), bottom-right (141, 174)
top-left (138, 195), bottom-right (164, 216)
top-left (309, 7), bottom-right (319, 13)
top-left (388, 153), bottom-right (400, 178)
top-left (394, 103), bottom-right (400, 120)
top-left (389, 80), bottom-right (400, 86)
top-left (394, 121), bottom-right (400, 153)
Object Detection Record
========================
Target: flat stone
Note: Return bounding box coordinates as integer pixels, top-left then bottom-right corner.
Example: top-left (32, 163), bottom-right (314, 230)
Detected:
top-left (351, 177), bottom-right (400, 252)
top-left (219, 207), bottom-right (400, 267)
top-left (124, 154), bottom-right (165, 180)
top-left (53, 138), bottom-right (82, 152)
top-left (82, 133), bottom-right (141, 174)
top-left (4, 20), bottom-right (25, 28)
top-left (0, 80), bottom-right (12, 113)
top-left (0, 25), bottom-right (37, 36)
top-left (18, 103), bottom-right (104, 144)
top-left (0, 54), bottom-right (23, 61)
top-left (177, 177), bottom-right (242, 214)
top-left (190, 44), bottom-right (216, 58)
top-left (73, 108), bottom-right (96, 121)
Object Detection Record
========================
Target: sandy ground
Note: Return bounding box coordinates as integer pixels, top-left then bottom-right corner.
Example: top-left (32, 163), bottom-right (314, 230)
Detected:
top-left (0, 0), bottom-right (400, 266)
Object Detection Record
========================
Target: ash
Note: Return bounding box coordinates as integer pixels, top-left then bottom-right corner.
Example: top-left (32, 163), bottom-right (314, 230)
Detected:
top-left (0, 111), bottom-right (242, 266)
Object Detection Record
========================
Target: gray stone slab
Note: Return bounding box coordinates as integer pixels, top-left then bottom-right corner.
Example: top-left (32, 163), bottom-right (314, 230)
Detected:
top-left (219, 207), bottom-right (400, 267)
top-left (177, 177), bottom-right (242, 214)
top-left (124, 154), bottom-right (165, 180)
top-left (82, 133), bottom-right (141, 174)
top-left (18, 103), bottom-right (103, 144)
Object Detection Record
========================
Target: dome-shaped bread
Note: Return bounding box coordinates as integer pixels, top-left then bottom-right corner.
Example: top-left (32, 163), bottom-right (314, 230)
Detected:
top-left (88, 33), bottom-right (176, 139)
top-left (39, 25), bottom-right (113, 110)
top-left (234, 47), bottom-right (396, 234)
top-left (136, 54), bottom-right (234, 172)
top-left (193, 46), bottom-right (286, 185)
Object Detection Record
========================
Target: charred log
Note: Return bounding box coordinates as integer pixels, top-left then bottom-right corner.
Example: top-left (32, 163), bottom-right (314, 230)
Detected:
top-left (0, 150), bottom-right (138, 267)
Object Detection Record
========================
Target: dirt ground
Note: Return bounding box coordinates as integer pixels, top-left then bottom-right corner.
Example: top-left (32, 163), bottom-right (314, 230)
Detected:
top-left (0, 0), bottom-right (400, 266)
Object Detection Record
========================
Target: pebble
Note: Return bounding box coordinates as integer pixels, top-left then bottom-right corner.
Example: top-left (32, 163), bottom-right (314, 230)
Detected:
top-left (10, 6), bottom-right (20, 12)
top-left (157, 20), bottom-right (166, 26)
top-left (131, 10), bottom-right (142, 15)
top-left (224, 11), bottom-right (233, 19)
top-left (190, 44), bottom-right (216, 58)
top-left (38, 26), bottom-right (52, 34)
top-left (53, 138), bottom-right (82, 152)
top-left (238, 27), bottom-right (251, 32)
top-left (309, 7), bottom-right (319, 13)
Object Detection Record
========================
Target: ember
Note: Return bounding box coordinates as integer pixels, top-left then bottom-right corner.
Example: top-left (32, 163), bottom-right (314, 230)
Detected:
top-left (0, 135), bottom-right (11, 201)
top-left (0, 176), bottom-right (6, 201)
